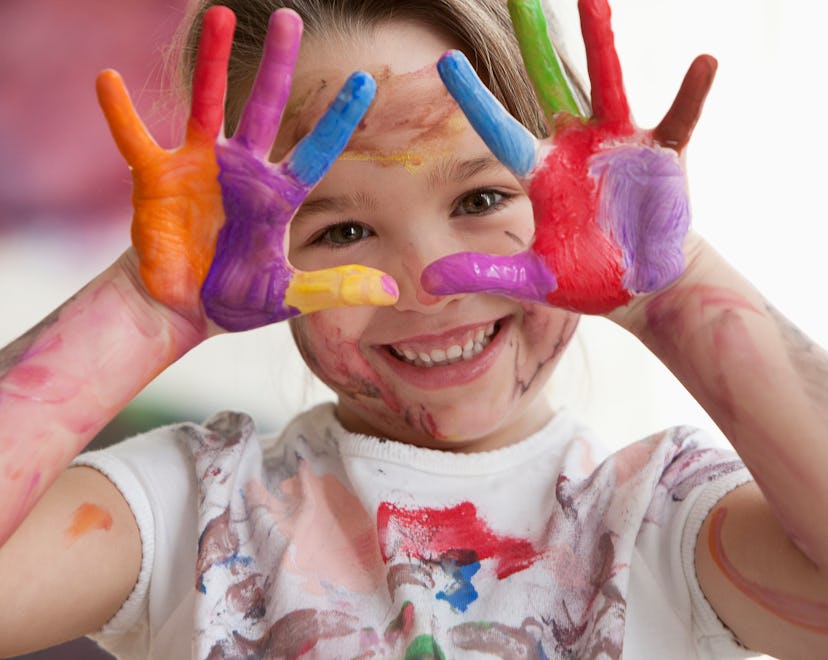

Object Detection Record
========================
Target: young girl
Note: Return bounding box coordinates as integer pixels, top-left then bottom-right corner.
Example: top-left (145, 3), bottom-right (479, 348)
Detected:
top-left (1, 0), bottom-right (827, 658)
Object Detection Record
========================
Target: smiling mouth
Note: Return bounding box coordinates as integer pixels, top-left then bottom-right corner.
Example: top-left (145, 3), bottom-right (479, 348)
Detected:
top-left (386, 321), bottom-right (501, 367)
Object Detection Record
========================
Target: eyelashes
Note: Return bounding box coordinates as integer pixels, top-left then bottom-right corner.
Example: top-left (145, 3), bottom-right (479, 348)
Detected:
top-left (452, 188), bottom-right (514, 217)
top-left (309, 221), bottom-right (375, 249)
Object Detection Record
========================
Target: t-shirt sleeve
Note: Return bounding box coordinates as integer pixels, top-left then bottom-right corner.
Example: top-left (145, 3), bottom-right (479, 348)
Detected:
top-left (630, 428), bottom-right (760, 658)
top-left (71, 424), bottom-right (199, 659)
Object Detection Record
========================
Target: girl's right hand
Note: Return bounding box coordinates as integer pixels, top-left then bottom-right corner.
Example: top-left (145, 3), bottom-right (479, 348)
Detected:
top-left (97, 7), bottom-right (398, 334)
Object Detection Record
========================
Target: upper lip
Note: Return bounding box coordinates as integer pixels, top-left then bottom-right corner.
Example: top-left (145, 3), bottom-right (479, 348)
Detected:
top-left (378, 318), bottom-right (502, 352)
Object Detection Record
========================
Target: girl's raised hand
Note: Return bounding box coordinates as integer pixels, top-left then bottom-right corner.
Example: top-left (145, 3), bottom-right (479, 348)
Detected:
top-left (421, 0), bottom-right (716, 314)
top-left (97, 7), bottom-right (398, 333)
top-left (96, 6), bottom-right (234, 323)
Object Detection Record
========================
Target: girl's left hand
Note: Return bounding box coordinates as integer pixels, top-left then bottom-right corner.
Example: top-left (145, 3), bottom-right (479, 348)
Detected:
top-left (421, 0), bottom-right (716, 314)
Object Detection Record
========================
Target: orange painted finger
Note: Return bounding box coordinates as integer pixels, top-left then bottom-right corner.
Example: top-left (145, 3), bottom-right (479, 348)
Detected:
top-left (96, 69), bottom-right (160, 170)
top-left (187, 5), bottom-right (236, 144)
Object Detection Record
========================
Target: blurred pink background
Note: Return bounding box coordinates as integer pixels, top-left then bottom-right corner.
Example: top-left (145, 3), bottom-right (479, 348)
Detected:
top-left (0, 0), bottom-right (189, 234)
top-left (2, 3), bottom-right (189, 657)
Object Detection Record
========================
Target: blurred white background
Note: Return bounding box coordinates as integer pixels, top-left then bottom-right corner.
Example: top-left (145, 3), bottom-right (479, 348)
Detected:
top-left (1, 0), bottom-right (827, 456)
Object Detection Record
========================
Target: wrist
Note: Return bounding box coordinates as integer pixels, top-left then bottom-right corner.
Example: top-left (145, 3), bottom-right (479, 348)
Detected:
top-left (606, 231), bottom-right (712, 336)
top-left (113, 248), bottom-right (211, 359)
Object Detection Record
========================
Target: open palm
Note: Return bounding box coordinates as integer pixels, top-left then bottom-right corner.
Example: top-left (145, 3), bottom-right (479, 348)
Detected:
top-left (422, 0), bottom-right (716, 314)
top-left (98, 7), bottom-right (397, 332)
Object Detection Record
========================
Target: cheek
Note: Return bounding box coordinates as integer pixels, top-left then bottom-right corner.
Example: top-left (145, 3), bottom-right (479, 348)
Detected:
top-left (514, 306), bottom-right (579, 393)
top-left (290, 310), bottom-right (384, 399)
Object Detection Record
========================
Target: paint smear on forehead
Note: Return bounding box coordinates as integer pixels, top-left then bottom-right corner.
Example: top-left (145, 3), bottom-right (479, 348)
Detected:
top-left (281, 64), bottom-right (467, 171)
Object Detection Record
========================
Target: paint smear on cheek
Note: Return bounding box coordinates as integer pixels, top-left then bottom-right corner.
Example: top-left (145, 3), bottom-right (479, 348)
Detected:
top-left (709, 507), bottom-right (828, 633)
top-left (64, 502), bottom-right (113, 543)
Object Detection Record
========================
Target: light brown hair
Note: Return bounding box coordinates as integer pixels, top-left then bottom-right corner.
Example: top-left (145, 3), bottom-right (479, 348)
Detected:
top-left (178, 0), bottom-right (587, 140)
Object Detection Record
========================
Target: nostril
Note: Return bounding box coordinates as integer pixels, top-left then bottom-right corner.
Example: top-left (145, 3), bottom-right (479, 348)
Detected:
top-left (415, 287), bottom-right (444, 306)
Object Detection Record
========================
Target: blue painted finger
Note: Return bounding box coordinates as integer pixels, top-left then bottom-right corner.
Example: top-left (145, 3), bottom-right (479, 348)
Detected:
top-left (437, 50), bottom-right (538, 178)
top-left (287, 71), bottom-right (376, 187)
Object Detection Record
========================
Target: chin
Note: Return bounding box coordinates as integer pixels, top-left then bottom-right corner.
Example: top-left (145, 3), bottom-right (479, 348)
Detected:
top-left (339, 392), bottom-right (548, 453)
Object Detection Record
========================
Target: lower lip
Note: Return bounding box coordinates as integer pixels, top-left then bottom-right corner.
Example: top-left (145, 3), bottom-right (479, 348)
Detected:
top-left (374, 319), bottom-right (509, 391)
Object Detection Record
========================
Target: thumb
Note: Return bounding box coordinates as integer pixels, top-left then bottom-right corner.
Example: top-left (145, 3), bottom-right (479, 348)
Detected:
top-left (284, 266), bottom-right (399, 314)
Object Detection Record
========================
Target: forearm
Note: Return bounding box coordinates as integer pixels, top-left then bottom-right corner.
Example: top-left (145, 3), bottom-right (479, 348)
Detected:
top-left (0, 249), bottom-right (204, 546)
top-left (616, 236), bottom-right (828, 569)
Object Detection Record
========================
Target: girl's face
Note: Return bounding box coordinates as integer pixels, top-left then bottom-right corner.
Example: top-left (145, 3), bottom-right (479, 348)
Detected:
top-left (284, 21), bottom-right (578, 451)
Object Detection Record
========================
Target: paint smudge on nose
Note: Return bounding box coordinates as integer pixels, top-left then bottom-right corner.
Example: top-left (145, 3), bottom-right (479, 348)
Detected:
top-left (64, 502), bottom-right (113, 543)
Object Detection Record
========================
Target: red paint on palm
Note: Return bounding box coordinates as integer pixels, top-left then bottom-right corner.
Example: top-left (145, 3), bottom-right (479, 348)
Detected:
top-left (530, 121), bottom-right (636, 313)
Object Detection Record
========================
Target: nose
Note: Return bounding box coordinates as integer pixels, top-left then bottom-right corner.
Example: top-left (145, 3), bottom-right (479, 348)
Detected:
top-left (389, 240), bottom-right (462, 313)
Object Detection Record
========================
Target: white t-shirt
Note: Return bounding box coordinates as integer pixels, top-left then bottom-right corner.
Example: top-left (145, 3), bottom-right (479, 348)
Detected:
top-left (74, 403), bottom-right (758, 659)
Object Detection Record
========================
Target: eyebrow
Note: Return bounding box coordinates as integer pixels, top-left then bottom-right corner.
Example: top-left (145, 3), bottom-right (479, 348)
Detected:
top-left (426, 153), bottom-right (506, 190)
top-left (293, 191), bottom-right (378, 223)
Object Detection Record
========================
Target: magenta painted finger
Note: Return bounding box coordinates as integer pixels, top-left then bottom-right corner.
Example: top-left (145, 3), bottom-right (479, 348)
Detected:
top-left (578, 0), bottom-right (630, 123)
top-left (421, 250), bottom-right (557, 303)
top-left (233, 9), bottom-right (302, 157)
top-left (188, 6), bottom-right (236, 141)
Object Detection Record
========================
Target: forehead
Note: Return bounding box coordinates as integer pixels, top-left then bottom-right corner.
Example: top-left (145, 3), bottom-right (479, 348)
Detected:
top-left (272, 21), bottom-right (470, 167)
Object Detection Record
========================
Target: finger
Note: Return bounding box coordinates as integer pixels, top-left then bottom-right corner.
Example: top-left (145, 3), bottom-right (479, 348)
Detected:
top-left (286, 71), bottom-right (376, 187)
top-left (653, 55), bottom-right (717, 152)
top-left (507, 0), bottom-right (582, 119)
top-left (437, 51), bottom-right (538, 178)
top-left (421, 250), bottom-right (557, 303)
top-left (284, 265), bottom-right (399, 314)
top-left (96, 69), bottom-right (160, 170)
top-left (233, 9), bottom-right (302, 157)
top-left (187, 5), bottom-right (236, 143)
top-left (578, 0), bottom-right (630, 122)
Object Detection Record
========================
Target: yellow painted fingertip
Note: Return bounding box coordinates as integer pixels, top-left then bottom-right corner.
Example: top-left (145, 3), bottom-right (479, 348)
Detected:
top-left (285, 266), bottom-right (399, 314)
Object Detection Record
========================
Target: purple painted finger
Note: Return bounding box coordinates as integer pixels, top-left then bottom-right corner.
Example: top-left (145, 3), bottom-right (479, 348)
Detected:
top-left (590, 144), bottom-right (689, 293)
top-left (233, 9), bottom-right (302, 157)
top-left (421, 250), bottom-right (557, 303)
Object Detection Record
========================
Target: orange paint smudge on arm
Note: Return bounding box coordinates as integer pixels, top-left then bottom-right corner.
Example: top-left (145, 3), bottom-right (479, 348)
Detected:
top-left (708, 507), bottom-right (828, 633)
top-left (63, 502), bottom-right (113, 543)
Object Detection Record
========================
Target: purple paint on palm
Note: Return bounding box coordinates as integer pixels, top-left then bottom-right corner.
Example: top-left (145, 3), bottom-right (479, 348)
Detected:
top-left (201, 147), bottom-right (310, 330)
top-left (197, 9), bottom-right (379, 332)
top-left (590, 144), bottom-right (689, 293)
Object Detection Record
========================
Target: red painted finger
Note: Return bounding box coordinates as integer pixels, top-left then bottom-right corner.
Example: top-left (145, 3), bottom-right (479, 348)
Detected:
top-left (578, 0), bottom-right (630, 123)
top-left (653, 54), bottom-right (717, 152)
top-left (187, 5), bottom-right (236, 143)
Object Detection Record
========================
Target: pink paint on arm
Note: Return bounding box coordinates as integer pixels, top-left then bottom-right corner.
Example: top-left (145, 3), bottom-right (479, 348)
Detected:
top-left (709, 507), bottom-right (828, 633)
top-left (0, 263), bottom-right (202, 547)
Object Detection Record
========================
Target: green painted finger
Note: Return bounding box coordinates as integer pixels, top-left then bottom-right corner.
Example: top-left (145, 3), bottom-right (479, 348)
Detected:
top-left (508, 0), bottom-right (582, 119)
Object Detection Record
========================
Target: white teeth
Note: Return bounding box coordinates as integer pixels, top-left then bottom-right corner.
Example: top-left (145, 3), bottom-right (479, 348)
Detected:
top-left (446, 345), bottom-right (463, 360)
top-left (390, 322), bottom-right (499, 368)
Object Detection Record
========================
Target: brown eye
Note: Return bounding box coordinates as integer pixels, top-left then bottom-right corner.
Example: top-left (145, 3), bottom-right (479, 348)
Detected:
top-left (457, 190), bottom-right (503, 215)
top-left (321, 222), bottom-right (372, 246)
